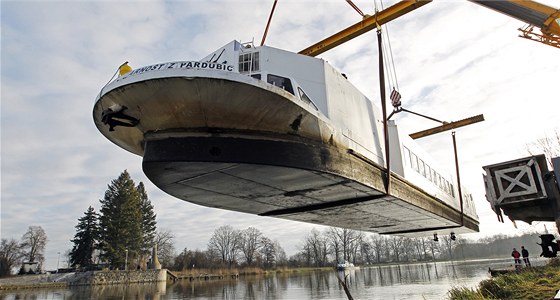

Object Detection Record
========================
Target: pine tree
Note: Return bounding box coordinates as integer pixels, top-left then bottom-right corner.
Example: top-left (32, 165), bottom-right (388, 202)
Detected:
top-left (138, 182), bottom-right (157, 254)
top-left (99, 170), bottom-right (143, 268)
top-left (69, 206), bottom-right (99, 269)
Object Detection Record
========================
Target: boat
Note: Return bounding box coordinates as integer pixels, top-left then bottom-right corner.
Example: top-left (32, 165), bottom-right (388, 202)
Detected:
top-left (336, 261), bottom-right (359, 271)
top-left (93, 40), bottom-right (479, 236)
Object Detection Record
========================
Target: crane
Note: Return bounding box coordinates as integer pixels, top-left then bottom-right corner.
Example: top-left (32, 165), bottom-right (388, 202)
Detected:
top-left (471, 0), bottom-right (560, 48)
top-left (299, 0), bottom-right (560, 57)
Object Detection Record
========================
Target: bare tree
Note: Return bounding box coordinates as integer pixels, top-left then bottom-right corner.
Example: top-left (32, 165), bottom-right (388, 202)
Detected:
top-left (414, 237), bottom-right (431, 261)
top-left (272, 240), bottom-right (287, 266)
top-left (351, 231), bottom-right (366, 264)
top-left (155, 229), bottom-right (175, 268)
top-left (21, 226), bottom-right (48, 266)
top-left (207, 225), bottom-right (241, 267)
top-left (240, 227), bottom-right (263, 266)
top-left (526, 129), bottom-right (560, 167)
top-left (327, 227), bottom-right (360, 263)
top-left (526, 129), bottom-right (560, 233)
top-left (387, 236), bottom-right (404, 262)
top-left (427, 238), bottom-right (440, 261)
top-left (441, 235), bottom-right (455, 260)
top-left (260, 237), bottom-right (276, 268)
top-left (370, 234), bottom-right (385, 263)
top-left (305, 229), bottom-right (329, 267)
top-left (360, 237), bottom-right (374, 265)
top-left (299, 242), bottom-right (313, 267)
top-left (401, 237), bottom-right (416, 262)
top-left (326, 229), bottom-right (341, 263)
top-left (0, 238), bottom-right (25, 276)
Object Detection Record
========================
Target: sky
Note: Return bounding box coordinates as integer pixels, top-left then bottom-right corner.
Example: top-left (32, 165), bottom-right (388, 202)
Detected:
top-left (2, 0), bottom-right (559, 270)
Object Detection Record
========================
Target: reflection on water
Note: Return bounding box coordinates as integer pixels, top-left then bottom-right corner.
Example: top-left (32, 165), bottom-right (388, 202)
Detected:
top-left (0, 258), bottom-right (549, 300)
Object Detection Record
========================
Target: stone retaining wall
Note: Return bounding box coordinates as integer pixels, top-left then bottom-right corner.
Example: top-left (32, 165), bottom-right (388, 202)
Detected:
top-left (72, 269), bottom-right (167, 286)
top-left (0, 270), bottom-right (167, 290)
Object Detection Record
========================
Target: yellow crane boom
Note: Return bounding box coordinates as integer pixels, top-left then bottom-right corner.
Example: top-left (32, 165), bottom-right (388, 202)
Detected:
top-left (298, 0), bottom-right (432, 57)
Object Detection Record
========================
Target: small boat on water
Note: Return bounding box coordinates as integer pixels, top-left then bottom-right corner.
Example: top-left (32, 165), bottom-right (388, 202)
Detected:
top-left (336, 261), bottom-right (359, 271)
top-left (93, 40), bottom-right (479, 236)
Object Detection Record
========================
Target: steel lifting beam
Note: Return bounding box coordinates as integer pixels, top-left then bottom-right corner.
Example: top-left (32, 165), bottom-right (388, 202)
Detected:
top-left (409, 114), bottom-right (485, 140)
top-left (299, 0), bottom-right (432, 57)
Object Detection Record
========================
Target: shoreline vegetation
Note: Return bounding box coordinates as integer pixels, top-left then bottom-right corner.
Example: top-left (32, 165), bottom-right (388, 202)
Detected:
top-left (448, 258), bottom-right (560, 300)
top-left (173, 266), bottom-right (333, 277)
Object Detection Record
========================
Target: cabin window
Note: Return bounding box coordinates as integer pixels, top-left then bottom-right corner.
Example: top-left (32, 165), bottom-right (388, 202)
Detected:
top-left (297, 87), bottom-right (312, 104)
top-left (267, 74), bottom-right (294, 95)
top-left (251, 74), bottom-right (261, 80)
top-left (239, 52), bottom-right (260, 73)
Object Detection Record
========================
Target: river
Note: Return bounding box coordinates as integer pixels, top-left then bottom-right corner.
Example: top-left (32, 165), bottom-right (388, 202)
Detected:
top-left (0, 258), bottom-right (548, 300)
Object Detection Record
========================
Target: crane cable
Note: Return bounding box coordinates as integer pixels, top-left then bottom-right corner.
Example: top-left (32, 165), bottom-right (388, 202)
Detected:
top-left (261, 0), bottom-right (279, 46)
top-left (346, 0), bottom-right (366, 17)
top-left (376, 0), bottom-right (401, 105)
top-left (346, 0), bottom-right (397, 89)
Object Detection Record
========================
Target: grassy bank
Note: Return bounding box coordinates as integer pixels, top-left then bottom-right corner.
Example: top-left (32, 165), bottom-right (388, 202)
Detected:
top-left (173, 266), bottom-right (333, 277)
top-left (448, 258), bottom-right (560, 300)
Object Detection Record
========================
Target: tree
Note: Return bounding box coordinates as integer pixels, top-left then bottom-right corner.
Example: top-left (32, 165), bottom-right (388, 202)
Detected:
top-left (21, 226), bottom-right (48, 266)
top-left (260, 237), bottom-right (276, 268)
top-left (387, 236), bottom-right (404, 262)
top-left (370, 234), bottom-right (385, 263)
top-left (427, 238), bottom-right (440, 261)
top-left (154, 229), bottom-right (175, 268)
top-left (441, 235), bottom-right (455, 259)
top-left (526, 129), bottom-right (560, 232)
top-left (99, 170), bottom-right (144, 268)
top-left (327, 227), bottom-right (360, 263)
top-left (173, 248), bottom-right (212, 271)
top-left (138, 182), bottom-right (157, 257)
top-left (207, 225), bottom-right (241, 267)
top-left (173, 248), bottom-right (190, 271)
top-left (526, 129), bottom-right (560, 167)
top-left (360, 239), bottom-right (374, 265)
top-left (240, 227), bottom-right (263, 266)
top-left (69, 206), bottom-right (100, 269)
top-left (273, 240), bottom-right (287, 267)
top-left (0, 238), bottom-right (25, 276)
top-left (304, 229), bottom-right (329, 267)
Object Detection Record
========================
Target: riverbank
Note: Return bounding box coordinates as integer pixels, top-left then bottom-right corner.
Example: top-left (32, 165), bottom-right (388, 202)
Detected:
top-left (0, 269), bottom-right (166, 290)
top-left (0, 266), bottom-right (334, 290)
top-left (448, 258), bottom-right (560, 299)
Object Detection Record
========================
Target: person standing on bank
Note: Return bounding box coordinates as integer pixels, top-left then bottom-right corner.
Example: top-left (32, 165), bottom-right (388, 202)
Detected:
top-left (521, 246), bottom-right (531, 267)
top-left (512, 248), bottom-right (521, 269)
